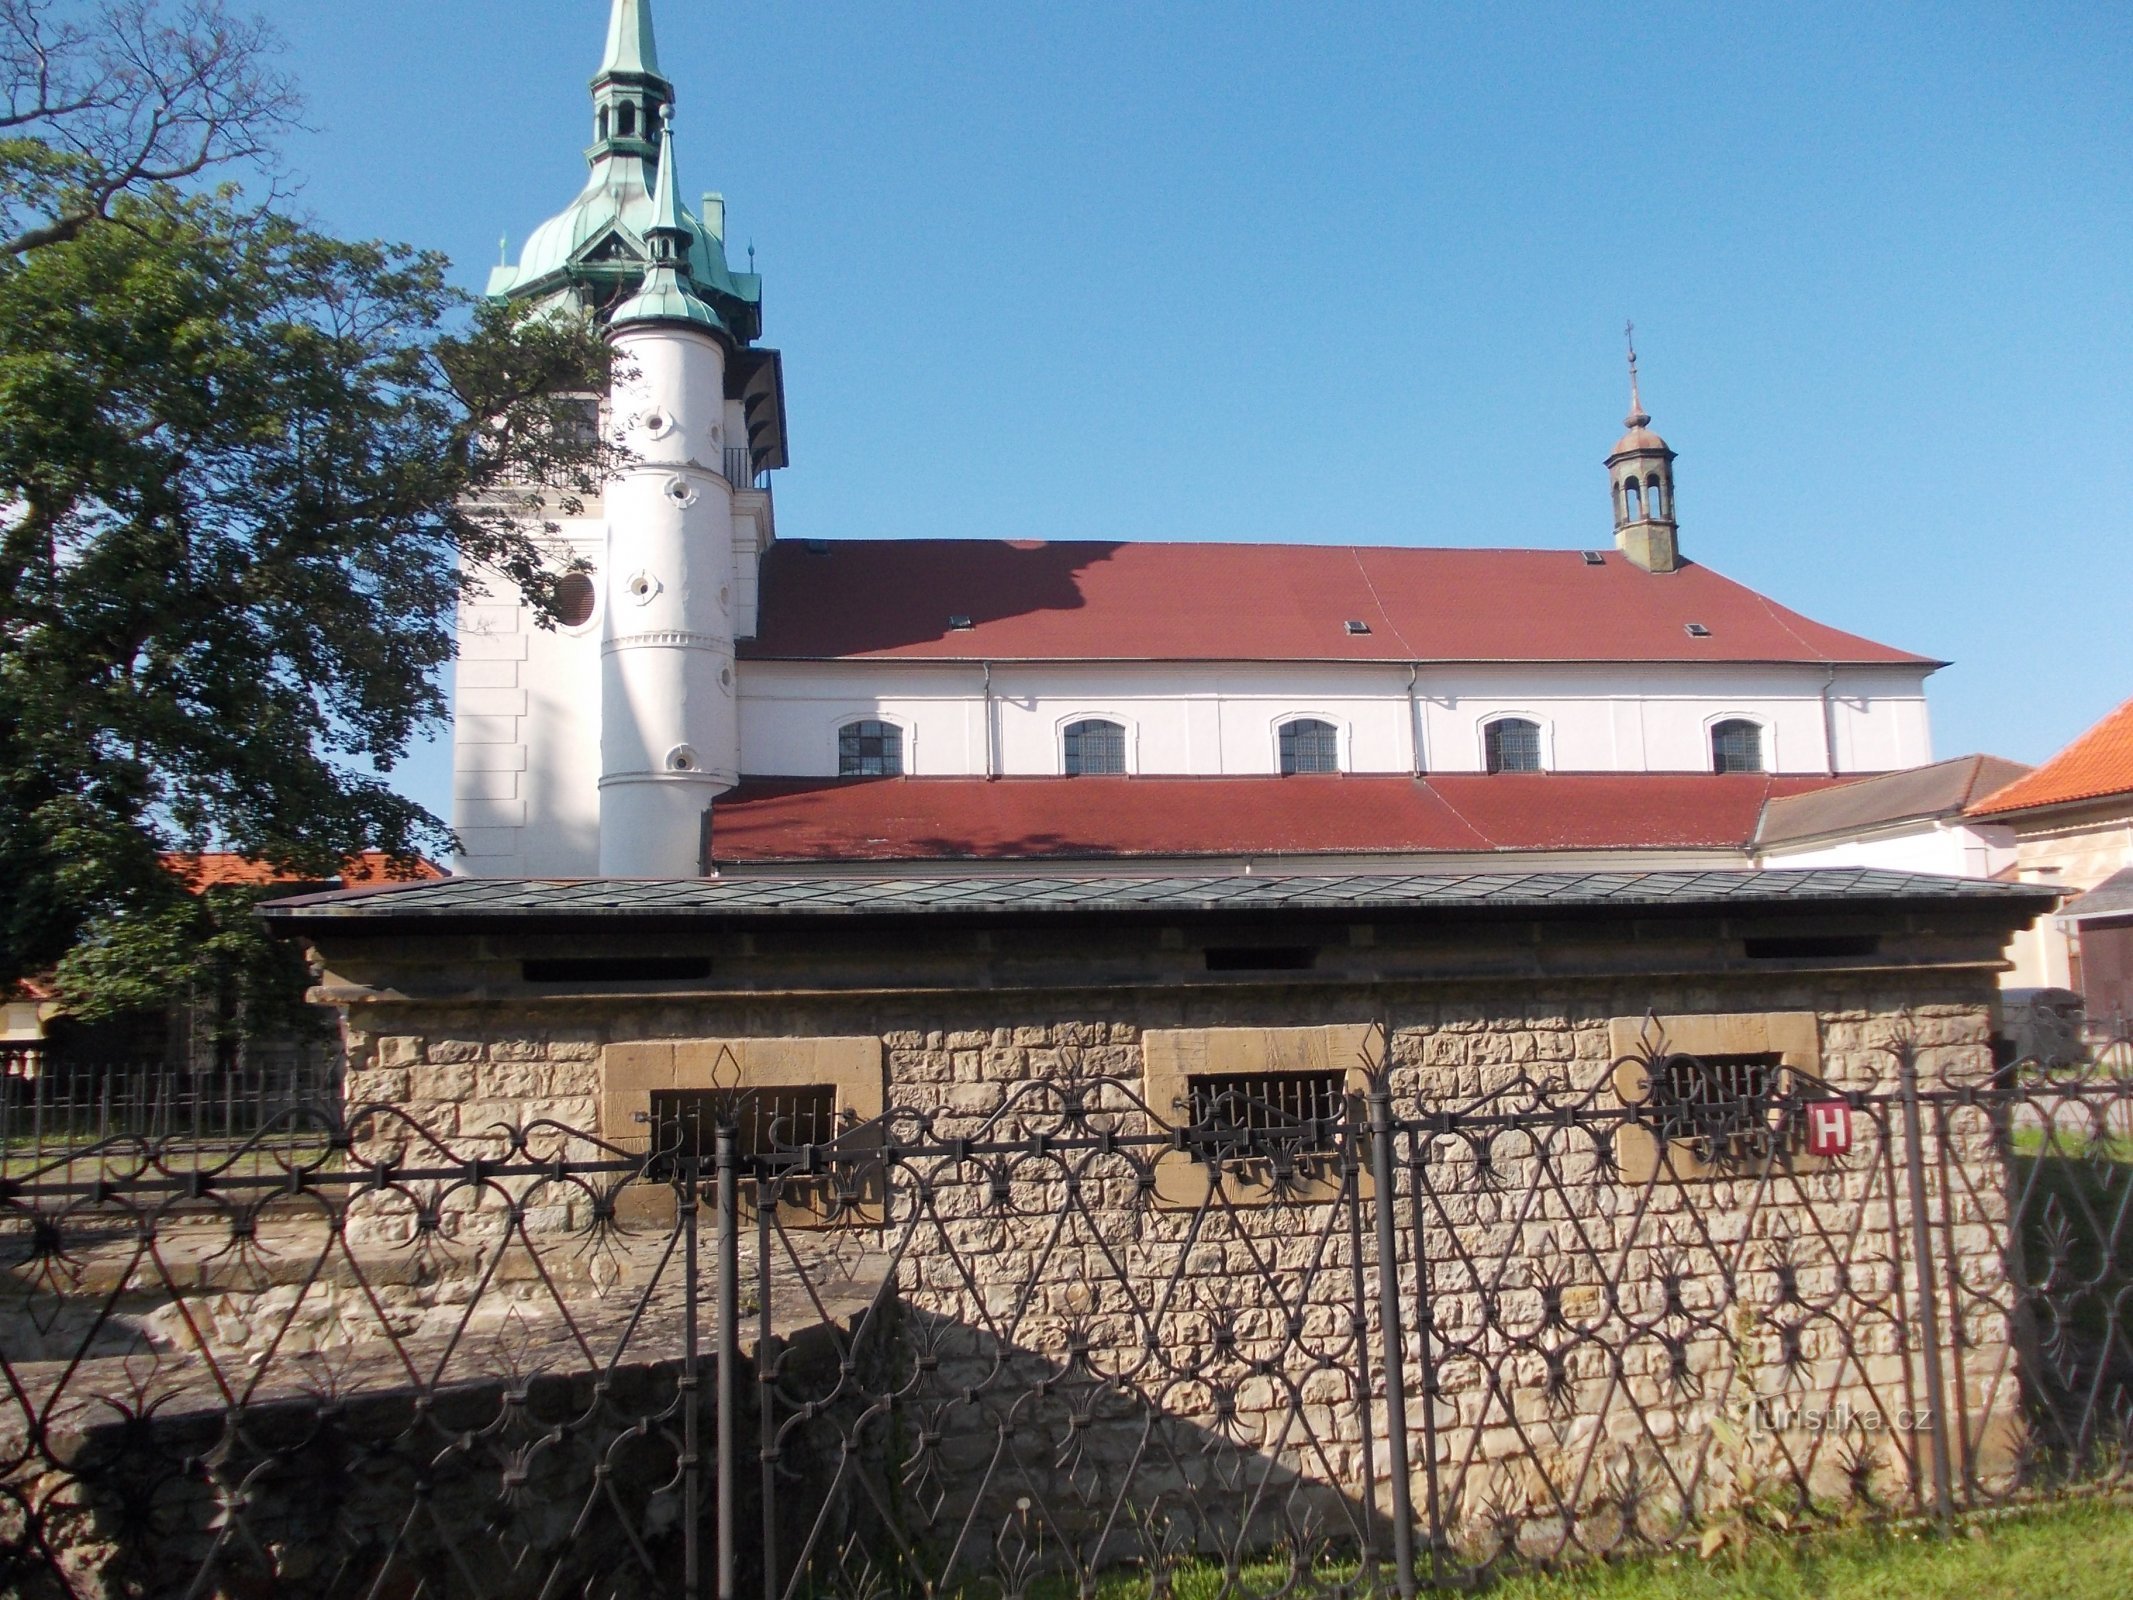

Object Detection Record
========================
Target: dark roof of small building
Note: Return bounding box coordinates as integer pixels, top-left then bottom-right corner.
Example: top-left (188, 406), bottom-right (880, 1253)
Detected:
top-left (1754, 755), bottom-right (2032, 849)
top-left (713, 773), bottom-right (1848, 865)
top-left (2062, 867), bottom-right (2133, 922)
top-left (1970, 696), bottom-right (2133, 817)
top-left (260, 867), bottom-right (2053, 930)
top-left (738, 541), bottom-right (1936, 667)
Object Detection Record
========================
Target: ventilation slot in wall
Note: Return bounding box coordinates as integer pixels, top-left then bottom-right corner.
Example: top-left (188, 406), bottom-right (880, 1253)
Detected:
top-left (1203, 946), bottom-right (1318, 972)
top-left (521, 956), bottom-right (712, 984)
top-left (1742, 935), bottom-right (1880, 961)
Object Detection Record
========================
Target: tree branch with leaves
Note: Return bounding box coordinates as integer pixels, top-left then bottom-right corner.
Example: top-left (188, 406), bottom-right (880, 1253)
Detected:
top-left (0, 0), bottom-right (298, 256)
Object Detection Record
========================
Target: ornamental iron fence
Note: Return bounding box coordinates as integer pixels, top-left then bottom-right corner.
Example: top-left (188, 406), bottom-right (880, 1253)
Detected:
top-left (0, 1027), bottom-right (2128, 1597)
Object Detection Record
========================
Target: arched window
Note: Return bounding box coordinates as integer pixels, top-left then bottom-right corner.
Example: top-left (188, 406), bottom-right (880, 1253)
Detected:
top-left (1063, 718), bottom-right (1126, 776)
top-left (618, 102), bottom-right (637, 138)
top-left (838, 720), bottom-right (903, 777)
top-left (1279, 718), bottom-right (1340, 775)
top-left (1484, 718), bottom-right (1543, 773)
top-left (1625, 476), bottom-right (1644, 520)
top-left (597, 107), bottom-right (610, 142)
top-left (1650, 476), bottom-right (1667, 518)
top-left (1710, 719), bottom-right (1764, 774)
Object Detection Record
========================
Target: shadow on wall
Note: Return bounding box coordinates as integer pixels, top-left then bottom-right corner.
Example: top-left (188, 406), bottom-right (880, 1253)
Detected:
top-left (9, 1261), bottom-right (1378, 1599)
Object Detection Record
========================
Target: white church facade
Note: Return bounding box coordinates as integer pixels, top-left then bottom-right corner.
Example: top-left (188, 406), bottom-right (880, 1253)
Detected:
top-left (455, 2), bottom-right (1941, 881)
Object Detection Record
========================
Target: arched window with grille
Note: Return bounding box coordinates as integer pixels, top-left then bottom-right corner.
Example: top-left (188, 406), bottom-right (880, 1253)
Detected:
top-left (837, 720), bottom-right (904, 777)
top-left (1484, 717), bottom-right (1543, 773)
top-left (1063, 719), bottom-right (1127, 776)
top-left (1710, 718), bottom-right (1765, 774)
top-left (1279, 718), bottom-right (1340, 775)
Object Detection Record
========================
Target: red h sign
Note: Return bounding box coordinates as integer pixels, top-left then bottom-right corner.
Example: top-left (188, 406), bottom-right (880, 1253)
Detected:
top-left (1805, 1100), bottom-right (1853, 1157)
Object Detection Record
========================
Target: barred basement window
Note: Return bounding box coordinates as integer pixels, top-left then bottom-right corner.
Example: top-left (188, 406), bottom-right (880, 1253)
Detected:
top-left (1650, 1051), bottom-right (1786, 1165)
top-left (838, 720), bottom-right (903, 776)
top-left (1186, 1070), bottom-right (1345, 1168)
top-left (644, 1084), bottom-right (838, 1179)
top-left (1063, 718), bottom-right (1126, 775)
top-left (1279, 718), bottom-right (1339, 774)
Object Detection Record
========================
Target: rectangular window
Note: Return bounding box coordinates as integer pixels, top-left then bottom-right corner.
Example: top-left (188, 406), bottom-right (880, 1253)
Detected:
top-left (1485, 719), bottom-right (1543, 773)
top-left (1063, 719), bottom-right (1126, 775)
top-left (838, 720), bottom-right (904, 777)
top-left (1649, 1052), bottom-right (1782, 1144)
top-left (1279, 719), bottom-right (1340, 774)
top-left (645, 1084), bottom-right (838, 1178)
top-left (1185, 1069), bottom-right (1345, 1166)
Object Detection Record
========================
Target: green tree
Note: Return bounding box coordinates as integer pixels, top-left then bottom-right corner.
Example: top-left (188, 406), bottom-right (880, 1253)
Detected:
top-left (0, 4), bottom-right (617, 1018)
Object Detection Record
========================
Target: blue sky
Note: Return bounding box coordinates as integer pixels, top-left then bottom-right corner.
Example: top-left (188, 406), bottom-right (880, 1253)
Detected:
top-left (266, 0), bottom-right (2132, 826)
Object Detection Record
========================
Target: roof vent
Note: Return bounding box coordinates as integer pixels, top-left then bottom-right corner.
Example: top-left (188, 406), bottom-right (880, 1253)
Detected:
top-left (947, 614), bottom-right (973, 631)
top-left (1684, 622), bottom-right (1711, 638)
top-left (1344, 619), bottom-right (1371, 635)
top-left (1582, 550), bottom-right (1607, 566)
top-left (804, 538), bottom-right (831, 555)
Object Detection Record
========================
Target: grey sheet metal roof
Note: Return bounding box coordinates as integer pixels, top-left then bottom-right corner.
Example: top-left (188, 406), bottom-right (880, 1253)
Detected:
top-left (260, 867), bottom-right (2055, 928)
top-left (1755, 755), bottom-right (2033, 849)
top-left (2061, 867), bottom-right (2133, 922)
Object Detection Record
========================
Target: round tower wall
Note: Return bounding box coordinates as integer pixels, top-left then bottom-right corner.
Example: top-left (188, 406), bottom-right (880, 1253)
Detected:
top-left (598, 323), bottom-right (738, 876)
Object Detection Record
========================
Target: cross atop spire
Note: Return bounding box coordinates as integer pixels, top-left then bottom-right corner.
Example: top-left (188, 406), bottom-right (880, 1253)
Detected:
top-left (1624, 320), bottom-right (1649, 429)
top-left (600, 0), bottom-right (662, 80)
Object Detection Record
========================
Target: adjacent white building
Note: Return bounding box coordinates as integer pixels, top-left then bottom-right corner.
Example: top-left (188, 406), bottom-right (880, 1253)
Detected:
top-left (456, 2), bottom-right (1943, 880)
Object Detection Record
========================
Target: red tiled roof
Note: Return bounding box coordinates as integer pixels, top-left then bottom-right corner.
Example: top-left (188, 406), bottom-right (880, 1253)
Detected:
top-left (1969, 696), bottom-right (2133, 817)
top-left (161, 851), bottom-right (445, 889)
top-left (711, 774), bottom-right (1849, 865)
top-left (740, 542), bottom-right (1935, 667)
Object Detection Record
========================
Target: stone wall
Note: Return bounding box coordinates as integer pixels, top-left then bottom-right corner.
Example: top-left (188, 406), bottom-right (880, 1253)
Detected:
top-left (323, 968), bottom-right (2017, 1561)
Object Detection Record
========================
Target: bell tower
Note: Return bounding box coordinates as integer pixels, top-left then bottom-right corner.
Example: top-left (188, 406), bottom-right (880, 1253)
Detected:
top-left (1607, 327), bottom-right (1680, 574)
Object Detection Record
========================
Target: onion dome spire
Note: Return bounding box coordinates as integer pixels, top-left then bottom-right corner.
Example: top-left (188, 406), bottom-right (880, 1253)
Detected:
top-left (609, 108), bottom-right (724, 334)
top-left (1606, 322), bottom-right (1680, 573)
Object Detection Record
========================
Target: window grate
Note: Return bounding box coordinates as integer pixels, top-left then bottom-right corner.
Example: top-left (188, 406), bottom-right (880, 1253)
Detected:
top-left (1651, 1051), bottom-right (1786, 1163)
top-left (1710, 718), bottom-right (1764, 774)
top-left (645, 1085), bottom-right (838, 1177)
top-left (1485, 718), bottom-right (1542, 773)
top-left (1063, 718), bottom-right (1126, 775)
top-left (1279, 718), bottom-right (1340, 774)
top-left (1186, 1069), bottom-right (1344, 1165)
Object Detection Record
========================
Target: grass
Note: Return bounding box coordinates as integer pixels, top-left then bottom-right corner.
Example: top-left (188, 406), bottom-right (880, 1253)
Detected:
top-left (989, 1500), bottom-right (2133, 1600)
top-left (1481, 1497), bottom-right (2133, 1598)
top-left (2010, 1126), bottom-right (2133, 1163)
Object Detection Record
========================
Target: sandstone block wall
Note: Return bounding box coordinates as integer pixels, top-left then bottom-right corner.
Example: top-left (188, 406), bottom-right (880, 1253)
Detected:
top-left (319, 969), bottom-right (2018, 1559)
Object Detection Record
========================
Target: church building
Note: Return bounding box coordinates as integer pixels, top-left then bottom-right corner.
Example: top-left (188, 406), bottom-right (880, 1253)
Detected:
top-left (456, 1), bottom-right (1940, 880)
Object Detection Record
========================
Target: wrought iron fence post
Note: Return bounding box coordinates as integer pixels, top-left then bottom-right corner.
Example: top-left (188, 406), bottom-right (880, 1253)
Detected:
top-left (684, 1151), bottom-right (704, 1600)
top-left (717, 1125), bottom-right (741, 1600)
top-left (1898, 1054), bottom-right (1956, 1527)
top-left (1367, 1083), bottom-right (1419, 1599)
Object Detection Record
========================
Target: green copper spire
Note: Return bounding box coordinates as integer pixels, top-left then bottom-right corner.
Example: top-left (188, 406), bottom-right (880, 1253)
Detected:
top-left (609, 109), bottom-right (725, 335)
top-left (488, 1), bottom-right (761, 342)
top-left (601, 0), bottom-right (661, 79)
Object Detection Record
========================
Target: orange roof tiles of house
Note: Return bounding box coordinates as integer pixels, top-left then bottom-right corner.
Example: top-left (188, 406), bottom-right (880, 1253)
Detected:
top-left (739, 541), bottom-right (1936, 666)
top-left (710, 774), bottom-right (1848, 866)
top-left (1969, 696), bottom-right (2133, 818)
top-left (161, 851), bottom-right (444, 890)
